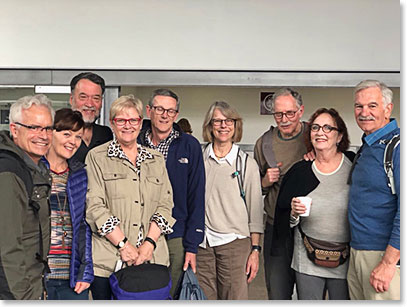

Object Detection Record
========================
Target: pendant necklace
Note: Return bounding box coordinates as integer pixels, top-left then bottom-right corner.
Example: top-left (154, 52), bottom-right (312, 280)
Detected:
top-left (56, 193), bottom-right (68, 250)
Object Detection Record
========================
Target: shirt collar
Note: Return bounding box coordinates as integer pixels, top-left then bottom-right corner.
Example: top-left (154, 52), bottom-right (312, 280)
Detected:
top-left (363, 118), bottom-right (399, 146)
top-left (208, 143), bottom-right (239, 166)
top-left (107, 138), bottom-right (153, 161)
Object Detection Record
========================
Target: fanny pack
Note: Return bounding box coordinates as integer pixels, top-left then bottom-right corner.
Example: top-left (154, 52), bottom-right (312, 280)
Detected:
top-left (298, 224), bottom-right (349, 268)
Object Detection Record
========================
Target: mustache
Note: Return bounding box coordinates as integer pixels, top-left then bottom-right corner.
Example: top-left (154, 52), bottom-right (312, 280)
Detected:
top-left (358, 115), bottom-right (375, 121)
top-left (279, 121), bottom-right (292, 127)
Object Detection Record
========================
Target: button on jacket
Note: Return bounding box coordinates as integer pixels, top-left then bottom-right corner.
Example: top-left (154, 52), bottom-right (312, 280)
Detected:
top-left (85, 142), bottom-right (175, 278)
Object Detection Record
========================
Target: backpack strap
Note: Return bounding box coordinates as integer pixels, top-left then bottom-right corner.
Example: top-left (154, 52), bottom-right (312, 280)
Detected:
top-left (383, 134), bottom-right (400, 195)
top-left (235, 148), bottom-right (249, 207)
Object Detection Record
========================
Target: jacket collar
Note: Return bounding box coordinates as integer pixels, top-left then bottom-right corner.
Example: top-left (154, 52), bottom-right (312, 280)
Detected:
top-left (363, 118), bottom-right (399, 146)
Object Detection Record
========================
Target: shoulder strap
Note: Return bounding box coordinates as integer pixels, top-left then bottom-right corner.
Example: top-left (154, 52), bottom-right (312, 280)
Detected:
top-left (0, 150), bottom-right (33, 197)
top-left (384, 134), bottom-right (400, 195)
top-left (235, 148), bottom-right (249, 207)
top-left (261, 125), bottom-right (277, 168)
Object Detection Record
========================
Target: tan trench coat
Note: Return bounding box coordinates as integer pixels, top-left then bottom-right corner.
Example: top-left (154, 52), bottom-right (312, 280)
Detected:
top-left (85, 142), bottom-right (175, 278)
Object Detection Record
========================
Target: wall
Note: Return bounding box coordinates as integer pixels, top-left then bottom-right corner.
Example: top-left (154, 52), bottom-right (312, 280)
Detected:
top-left (121, 86), bottom-right (400, 147)
top-left (0, 0), bottom-right (399, 71)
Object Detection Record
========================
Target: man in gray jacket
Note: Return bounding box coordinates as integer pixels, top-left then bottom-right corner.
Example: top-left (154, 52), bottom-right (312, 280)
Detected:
top-left (0, 94), bottom-right (54, 299)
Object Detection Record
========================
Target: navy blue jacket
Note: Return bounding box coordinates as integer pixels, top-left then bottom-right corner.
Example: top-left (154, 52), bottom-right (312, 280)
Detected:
top-left (138, 120), bottom-right (205, 254)
top-left (42, 157), bottom-right (94, 288)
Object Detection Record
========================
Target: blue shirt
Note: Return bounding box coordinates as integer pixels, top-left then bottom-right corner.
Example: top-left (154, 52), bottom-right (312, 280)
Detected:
top-left (348, 119), bottom-right (400, 251)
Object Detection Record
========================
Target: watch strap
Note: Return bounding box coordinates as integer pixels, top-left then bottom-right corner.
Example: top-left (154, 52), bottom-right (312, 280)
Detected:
top-left (144, 237), bottom-right (157, 250)
top-left (251, 245), bottom-right (262, 252)
top-left (116, 237), bottom-right (128, 249)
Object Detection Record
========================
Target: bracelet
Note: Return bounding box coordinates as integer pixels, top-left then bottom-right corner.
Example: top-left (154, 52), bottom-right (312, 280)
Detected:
top-left (144, 237), bottom-right (156, 250)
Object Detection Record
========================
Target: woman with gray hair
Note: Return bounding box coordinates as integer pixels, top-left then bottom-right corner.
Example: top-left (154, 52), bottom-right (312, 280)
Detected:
top-left (196, 101), bottom-right (263, 300)
top-left (85, 95), bottom-right (175, 299)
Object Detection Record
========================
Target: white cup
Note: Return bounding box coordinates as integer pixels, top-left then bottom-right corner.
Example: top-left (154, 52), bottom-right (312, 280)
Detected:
top-left (297, 196), bottom-right (312, 217)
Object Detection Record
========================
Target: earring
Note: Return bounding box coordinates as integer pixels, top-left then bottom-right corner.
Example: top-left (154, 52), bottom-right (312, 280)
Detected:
top-left (336, 142), bottom-right (340, 146)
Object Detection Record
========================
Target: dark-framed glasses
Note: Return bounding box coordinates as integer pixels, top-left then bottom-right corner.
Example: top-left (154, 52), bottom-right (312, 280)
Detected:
top-left (272, 109), bottom-right (299, 119)
top-left (310, 124), bottom-right (339, 133)
top-left (14, 122), bottom-right (53, 134)
top-left (211, 118), bottom-right (235, 127)
top-left (152, 106), bottom-right (178, 117)
top-left (113, 117), bottom-right (142, 126)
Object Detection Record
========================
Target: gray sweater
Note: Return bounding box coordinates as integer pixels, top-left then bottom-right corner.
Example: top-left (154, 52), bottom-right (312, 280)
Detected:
top-left (203, 144), bottom-right (264, 238)
top-left (291, 154), bottom-right (352, 279)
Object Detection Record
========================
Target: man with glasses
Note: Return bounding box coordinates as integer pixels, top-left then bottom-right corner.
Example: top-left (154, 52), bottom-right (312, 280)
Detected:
top-left (347, 80), bottom-right (400, 300)
top-left (138, 89), bottom-right (205, 297)
top-left (254, 87), bottom-right (307, 300)
top-left (69, 72), bottom-right (113, 163)
top-left (0, 94), bottom-right (54, 299)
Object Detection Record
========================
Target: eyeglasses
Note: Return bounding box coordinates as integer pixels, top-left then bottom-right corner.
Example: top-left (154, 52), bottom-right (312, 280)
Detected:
top-left (14, 122), bottom-right (53, 134)
top-left (272, 110), bottom-right (299, 119)
top-left (152, 106), bottom-right (178, 117)
top-left (310, 124), bottom-right (339, 133)
top-left (211, 118), bottom-right (235, 127)
top-left (113, 117), bottom-right (142, 126)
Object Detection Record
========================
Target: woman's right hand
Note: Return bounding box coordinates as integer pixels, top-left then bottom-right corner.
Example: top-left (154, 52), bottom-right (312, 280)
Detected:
top-left (119, 241), bottom-right (139, 266)
top-left (291, 197), bottom-right (306, 218)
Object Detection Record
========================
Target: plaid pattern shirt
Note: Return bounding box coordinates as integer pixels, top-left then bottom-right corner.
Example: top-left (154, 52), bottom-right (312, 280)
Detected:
top-left (144, 128), bottom-right (180, 161)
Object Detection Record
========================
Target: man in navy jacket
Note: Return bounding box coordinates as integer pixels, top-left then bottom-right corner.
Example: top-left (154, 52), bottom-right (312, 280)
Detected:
top-left (138, 89), bottom-right (205, 297)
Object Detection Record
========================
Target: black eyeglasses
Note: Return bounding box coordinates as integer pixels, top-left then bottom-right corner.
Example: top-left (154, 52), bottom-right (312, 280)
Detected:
top-left (152, 106), bottom-right (178, 117)
top-left (14, 122), bottom-right (53, 134)
top-left (272, 109), bottom-right (299, 119)
top-left (113, 117), bottom-right (142, 126)
top-left (310, 124), bottom-right (339, 133)
top-left (211, 119), bottom-right (235, 127)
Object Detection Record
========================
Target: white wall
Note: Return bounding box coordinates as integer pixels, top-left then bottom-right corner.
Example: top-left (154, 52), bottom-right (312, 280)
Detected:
top-left (121, 86), bottom-right (400, 147)
top-left (0, 0), bottom-right (399, 71)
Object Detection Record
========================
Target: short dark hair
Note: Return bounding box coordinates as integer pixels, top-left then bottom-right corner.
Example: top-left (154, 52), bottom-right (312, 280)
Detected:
top-left (54, 108), bottom-right (85, 132)
top-left (149, 88), bottom-right (180, 110)
top-left (304, 108), bottom-right (350, 153)
top-left (70, 72), bottom-right (106, 94)
top-left (177, 118), bottom-right (193, 134)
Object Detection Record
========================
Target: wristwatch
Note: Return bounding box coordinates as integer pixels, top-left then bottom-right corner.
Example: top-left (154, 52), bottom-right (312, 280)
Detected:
top-left (251, 245), bottom-right (262, 252)
top-left (116, 237), bottom-right (128, 249)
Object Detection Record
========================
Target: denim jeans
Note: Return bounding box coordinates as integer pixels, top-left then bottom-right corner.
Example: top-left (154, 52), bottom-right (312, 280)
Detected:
top-left (45, 279), bottom-right (89, 300)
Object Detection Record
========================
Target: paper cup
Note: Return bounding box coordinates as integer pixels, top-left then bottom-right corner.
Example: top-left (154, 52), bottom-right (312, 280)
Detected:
top-left (297, 196), bottom-right (312, 217)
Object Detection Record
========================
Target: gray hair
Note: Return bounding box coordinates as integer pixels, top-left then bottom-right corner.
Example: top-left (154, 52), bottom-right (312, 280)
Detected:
top-left (354, 80), bottom-right (393, 106)
top-left (270, 87), bottom-right (303, 112)
top-left (9, 94), bottom-right (55, 123)
top-left (148, 88), bottom-right (180, 111)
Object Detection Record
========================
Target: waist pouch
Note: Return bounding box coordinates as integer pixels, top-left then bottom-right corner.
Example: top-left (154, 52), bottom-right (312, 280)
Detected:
top-left (109, 262), bottom-right (172, 300)
top-left (299, 224), bottom-right (349, 268)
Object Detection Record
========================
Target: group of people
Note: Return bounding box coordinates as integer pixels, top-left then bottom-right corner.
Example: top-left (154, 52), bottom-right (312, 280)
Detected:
top-left (0, 72), bottom-right (399, 301)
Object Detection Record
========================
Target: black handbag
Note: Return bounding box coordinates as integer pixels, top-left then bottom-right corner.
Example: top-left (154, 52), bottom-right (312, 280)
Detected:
top-left (298, 224), bottom-right (349, 268)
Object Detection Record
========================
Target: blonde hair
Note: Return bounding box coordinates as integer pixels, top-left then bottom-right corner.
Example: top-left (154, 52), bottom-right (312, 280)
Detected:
top-left (202, 101), bottom-right (243, 143)
top-left (110, 95), bottom-right (143, 120)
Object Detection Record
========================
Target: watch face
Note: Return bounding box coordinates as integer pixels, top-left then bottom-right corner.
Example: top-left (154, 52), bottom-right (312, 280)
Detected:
top-left (118, 241), bottom-right (125, 248)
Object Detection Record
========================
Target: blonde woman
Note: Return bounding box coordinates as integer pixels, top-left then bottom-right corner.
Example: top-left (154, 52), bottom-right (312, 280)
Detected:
top-left (196, 101), bottom-right (263, 300)
top-left (85, 95), bottom-right (175, 299)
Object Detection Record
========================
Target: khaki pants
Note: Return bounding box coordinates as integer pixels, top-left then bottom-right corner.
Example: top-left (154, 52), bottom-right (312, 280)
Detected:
top-left (347, 248), bottom-right (400, 300)
top-left (196, 238), bottom-right (251, 300)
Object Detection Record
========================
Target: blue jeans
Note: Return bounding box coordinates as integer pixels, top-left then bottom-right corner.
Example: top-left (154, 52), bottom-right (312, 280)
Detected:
top-left (45, 279), bottom-right (89, 300)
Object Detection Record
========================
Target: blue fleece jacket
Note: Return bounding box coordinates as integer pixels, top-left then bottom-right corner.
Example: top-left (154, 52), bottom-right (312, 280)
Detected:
top-left (348, 119), bottom-right (400, 251)
top-left (138, 120), bottom-right (205, 254)
top-left (42, 157), bottom-right (94, 288)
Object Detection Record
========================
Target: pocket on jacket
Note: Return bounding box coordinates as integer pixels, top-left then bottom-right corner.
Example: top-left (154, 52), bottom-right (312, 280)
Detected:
top-left (102, 172), bottom-right (127, 180)
top-left (102, 172), bottom-right (128, 198)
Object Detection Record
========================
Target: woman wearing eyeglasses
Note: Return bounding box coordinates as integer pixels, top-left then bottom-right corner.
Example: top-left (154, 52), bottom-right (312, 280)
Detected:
top-left (43, 108), bottom-right (93, 300)
top-left (85, 95), bottom-right (175, 299)
top-left (274, 108), bottom-right (355, 300)
top-left (196, 101), bottom-right (263, 300)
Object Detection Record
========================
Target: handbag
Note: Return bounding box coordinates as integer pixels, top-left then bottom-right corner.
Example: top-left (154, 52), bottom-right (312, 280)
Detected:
top-left (109, 261), bottom-right (172, 300)
top-left (173, 266), bottom-right (207, 300)
top-left (298, 224), bottom-right (349, 268)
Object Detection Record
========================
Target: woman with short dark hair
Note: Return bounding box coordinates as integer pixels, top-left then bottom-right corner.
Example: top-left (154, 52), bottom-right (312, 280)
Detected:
top-left (44, 108), bottom-right (93, 300)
